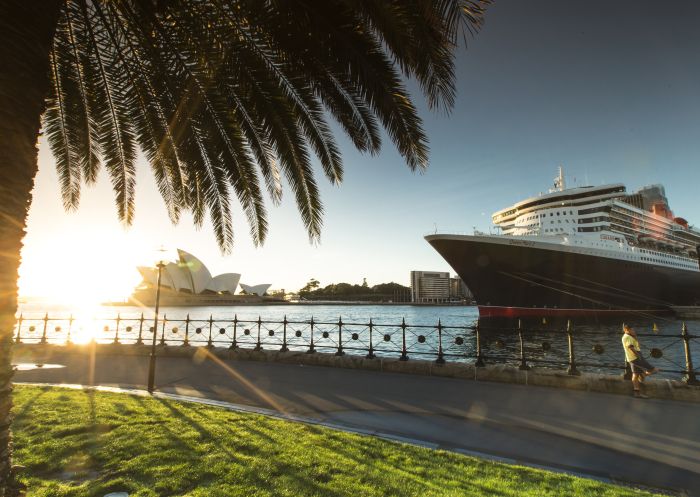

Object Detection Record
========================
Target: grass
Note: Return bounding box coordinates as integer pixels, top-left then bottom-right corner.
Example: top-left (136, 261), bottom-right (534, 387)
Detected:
top-left (12, 385), bottom-right (659, 497)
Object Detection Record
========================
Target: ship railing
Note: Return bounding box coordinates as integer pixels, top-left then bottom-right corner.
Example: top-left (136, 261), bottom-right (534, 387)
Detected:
top-left (11, 313), bottom-right (699, 385)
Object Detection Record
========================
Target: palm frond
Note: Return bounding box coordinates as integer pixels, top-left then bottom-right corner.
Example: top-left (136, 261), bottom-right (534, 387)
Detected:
top-left (45, 0), bottom-right (490, 250)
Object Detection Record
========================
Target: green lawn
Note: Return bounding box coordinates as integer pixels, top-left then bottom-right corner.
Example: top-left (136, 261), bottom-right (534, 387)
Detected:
top-left (12, 385), bottom-right (657, 497)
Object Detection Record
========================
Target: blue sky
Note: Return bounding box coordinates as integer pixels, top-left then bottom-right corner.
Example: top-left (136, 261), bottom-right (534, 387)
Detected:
top-left (19, 0), bottom-right (700, 300)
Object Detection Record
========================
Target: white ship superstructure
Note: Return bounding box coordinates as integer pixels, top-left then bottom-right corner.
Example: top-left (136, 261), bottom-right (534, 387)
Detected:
top-left (491, 169), bottom-right (700, 272)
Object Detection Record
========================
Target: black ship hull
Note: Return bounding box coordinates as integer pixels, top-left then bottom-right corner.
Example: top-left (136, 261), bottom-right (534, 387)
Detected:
top-left (426, 235), bottom-right (700, 320)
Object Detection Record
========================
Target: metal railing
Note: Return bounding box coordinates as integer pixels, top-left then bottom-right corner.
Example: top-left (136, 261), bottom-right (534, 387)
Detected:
top-left (13, 313), bottom-right (700, 385)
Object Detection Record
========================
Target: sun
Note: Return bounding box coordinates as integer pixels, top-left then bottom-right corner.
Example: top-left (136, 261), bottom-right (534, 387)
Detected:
top-left (18, 228), bottom-right (146, 305)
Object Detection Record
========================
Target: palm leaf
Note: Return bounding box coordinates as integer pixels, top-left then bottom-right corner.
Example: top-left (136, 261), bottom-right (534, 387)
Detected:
top-left (44, 0), bottom-right (490, 250)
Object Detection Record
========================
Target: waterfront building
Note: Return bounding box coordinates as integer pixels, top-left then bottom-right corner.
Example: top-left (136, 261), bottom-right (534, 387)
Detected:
top-left (131, 249), bottom-right (278, 306)
top-left (410, 271), bottom-right (450, 303)
top-left (449, 277), bottom-right (473, 301)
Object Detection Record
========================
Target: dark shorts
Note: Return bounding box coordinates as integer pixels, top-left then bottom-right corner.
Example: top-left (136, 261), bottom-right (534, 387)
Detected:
top-left (630, 356), bottom-right (655, 374)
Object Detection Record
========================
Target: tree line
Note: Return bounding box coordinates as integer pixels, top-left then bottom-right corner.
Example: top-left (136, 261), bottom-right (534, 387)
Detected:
top-left (298, 279), bottom-right (411, 302)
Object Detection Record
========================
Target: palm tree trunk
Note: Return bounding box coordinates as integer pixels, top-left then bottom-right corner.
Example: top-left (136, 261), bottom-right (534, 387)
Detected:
top-left (0, 1), bottom-right (62, 494)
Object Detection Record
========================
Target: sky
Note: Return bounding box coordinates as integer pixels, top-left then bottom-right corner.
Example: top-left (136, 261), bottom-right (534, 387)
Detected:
top-left (18, 0), bottom-right (700, 302)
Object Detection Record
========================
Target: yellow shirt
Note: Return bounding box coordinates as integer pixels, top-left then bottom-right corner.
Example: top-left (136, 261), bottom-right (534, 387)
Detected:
top-left (622, 333), bottom-right (640, 362)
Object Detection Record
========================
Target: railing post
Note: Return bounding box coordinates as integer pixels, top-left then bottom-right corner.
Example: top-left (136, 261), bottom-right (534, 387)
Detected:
top-left (114, 313), bottom-right (121, 344)
top-left (281, 315), bottom-right (289, 352)
top-left (230, 315), bottom-right (238, 350)
top-left (207, 315), bottom-right (214, 348)
top-left (183, 314), bottom-right (190, 346)
top-left (254, 316), bottom-right (263, 351)
top-left (518, 319), bottom-right (529, 370)
top-left (67, 314), bottom-right (74, 345)
top-left (475, 319), bottom-right (485, 367)
top-left (366, 318), bottom-right (375, 359)
top-left (136, 313), bottom-right (144, 345)
top-left (435, 318), bottom-right (445, 364)
top-left (40, 312), bottom-right (49, 344)
top-left (15, 314), bottom-right (22, 344)
top-left (335, 316), bottom-right (345, 356)
top-left (159, 314), bottom-right (167, 346)
top-left (400, 318), bottom-right (409, 361)
top-left (566, 320), bottom-right (579, 375)
top-left (307, 316), bottom-right (316, 354)
top-left (682, 322), bottom-right (698, 385)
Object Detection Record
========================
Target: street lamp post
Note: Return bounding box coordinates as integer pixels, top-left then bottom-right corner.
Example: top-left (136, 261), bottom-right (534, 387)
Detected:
top-left (147, 259), bottom-right (165, 393)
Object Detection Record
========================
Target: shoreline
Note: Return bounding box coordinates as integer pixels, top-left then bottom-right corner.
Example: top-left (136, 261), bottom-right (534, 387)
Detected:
top-left (102, 300), bottom-right (474, 307)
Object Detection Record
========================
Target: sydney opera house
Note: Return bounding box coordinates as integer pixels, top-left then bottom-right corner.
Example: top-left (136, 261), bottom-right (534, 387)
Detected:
top-left (130, 249), bottom-right (274, 306)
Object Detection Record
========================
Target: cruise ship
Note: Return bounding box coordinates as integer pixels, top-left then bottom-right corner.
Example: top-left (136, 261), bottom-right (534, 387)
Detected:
top-left (426, 169), bottom-right (700, 319)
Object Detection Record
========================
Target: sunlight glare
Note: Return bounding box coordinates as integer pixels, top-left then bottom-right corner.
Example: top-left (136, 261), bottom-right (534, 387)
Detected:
top-left (19, 229), bottom-right (148, 304)
top-left (69, 305), bottom-right (102, 345)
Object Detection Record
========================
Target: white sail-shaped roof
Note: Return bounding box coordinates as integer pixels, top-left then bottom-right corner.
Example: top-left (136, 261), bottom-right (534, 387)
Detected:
top-left (136, 249), bottom-right (275, 297)
top-left (137, 266), bottom-right (159, 287)
top-left (206, 273), bottom-right (241, 294)
top-left (178, 249), bottom-right (212, 294)
top-left (240, 283), bottom-right (271, 296)
top-left (166, 262), bottom-right (193, 292)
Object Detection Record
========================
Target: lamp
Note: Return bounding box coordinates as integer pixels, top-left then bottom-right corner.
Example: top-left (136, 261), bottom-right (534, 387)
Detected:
top-left (147, 247), bottom-right (168, 393)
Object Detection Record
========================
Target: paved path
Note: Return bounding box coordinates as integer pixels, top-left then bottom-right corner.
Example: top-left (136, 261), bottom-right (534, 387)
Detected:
top-left (13, 349), bottom-right (700, 495)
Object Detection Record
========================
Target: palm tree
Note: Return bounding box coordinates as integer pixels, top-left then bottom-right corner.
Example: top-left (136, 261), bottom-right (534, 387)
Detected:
top-left (0, 0), bottom-right (488, 492)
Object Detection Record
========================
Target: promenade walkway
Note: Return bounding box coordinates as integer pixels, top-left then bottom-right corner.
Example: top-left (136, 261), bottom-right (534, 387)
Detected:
top-left (14, 349), bottom-right (700, 495)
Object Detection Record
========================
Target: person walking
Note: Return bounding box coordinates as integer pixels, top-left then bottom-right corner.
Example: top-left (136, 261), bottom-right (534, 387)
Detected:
top-left (622, 324), bottom-right (659, 398)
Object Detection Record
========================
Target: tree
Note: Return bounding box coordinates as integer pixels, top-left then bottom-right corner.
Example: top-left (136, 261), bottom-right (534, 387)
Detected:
top-left (0, 0), bottom-right (488, 492)
top-left (299, 278), bottom-right (320, 294)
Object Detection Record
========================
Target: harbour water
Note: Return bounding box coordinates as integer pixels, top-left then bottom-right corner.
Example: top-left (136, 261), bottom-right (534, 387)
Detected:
top-left (17, 301), bottom-right (480, 326)
top-left (15, 301), bottom-right (700, 380)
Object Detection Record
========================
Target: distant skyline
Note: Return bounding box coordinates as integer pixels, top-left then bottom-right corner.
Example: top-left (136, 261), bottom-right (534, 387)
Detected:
top-left (19, 0), bottom-right (700, 302)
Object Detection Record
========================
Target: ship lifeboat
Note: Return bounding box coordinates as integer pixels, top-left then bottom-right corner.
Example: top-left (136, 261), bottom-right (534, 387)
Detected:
top-left (674, 217), bottom-right (689, 229)
top-left (637, 234), bottom-right (658, 246)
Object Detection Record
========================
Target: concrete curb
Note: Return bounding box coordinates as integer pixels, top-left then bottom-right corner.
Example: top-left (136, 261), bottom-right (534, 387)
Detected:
top-left (15, 382), bottom-right (678, 496)
top-left (13, 343), bottom-right (700, 403)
